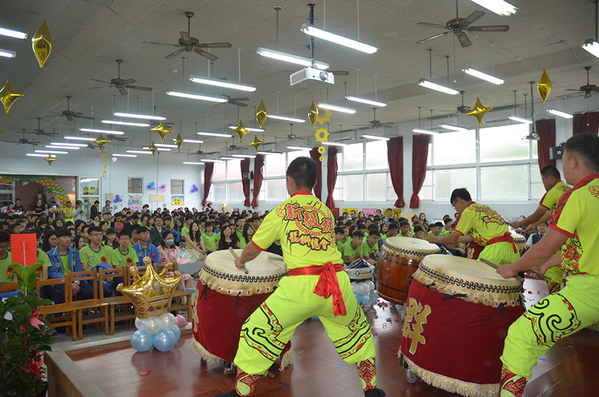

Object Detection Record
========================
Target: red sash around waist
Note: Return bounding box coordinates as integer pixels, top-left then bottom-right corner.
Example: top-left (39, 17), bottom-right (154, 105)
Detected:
top-left (288, 263), bottom-right (347, 316)
top-left (487, 232), bottom-right (517, 254)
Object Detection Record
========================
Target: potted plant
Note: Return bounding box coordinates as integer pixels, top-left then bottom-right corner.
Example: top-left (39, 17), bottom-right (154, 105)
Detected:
top-left (1, 262), bottom-right (53, 397)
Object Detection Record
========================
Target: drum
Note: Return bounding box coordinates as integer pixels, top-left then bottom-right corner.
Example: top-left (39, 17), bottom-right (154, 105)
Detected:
top-left (511, 231), bottom-right (529, 256)
top-left (377, 237), bottom-right (440, 304)
top-left (192, 249), bottom-right (289, 364)
top-left (399, 255), bottom-right (524, 397)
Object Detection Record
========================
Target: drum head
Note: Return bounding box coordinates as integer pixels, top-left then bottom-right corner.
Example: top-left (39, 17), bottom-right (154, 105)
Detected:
top-left (510, 231), bottom-right (526, 243)
top-left (382, 236), bottom-right (440, 260)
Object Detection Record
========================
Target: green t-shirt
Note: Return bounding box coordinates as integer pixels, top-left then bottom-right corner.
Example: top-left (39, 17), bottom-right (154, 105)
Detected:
top-left (236, 229), bottom-right (246, 249)
top-left (345, 236), bottom-right (352, 244)
top-left (201, 230), bottom-right (219, 251)
top-left (439, 229), bottom-right (451, 237)
top-left (37, 248), bottom-right (52, 268)
top-left (361, 239), bottom-right (378, 260)
top-left (382, 234), bottom-right (387, 242)
top-left (111, 247), bottom-right (139, 268)
top-left (79, 245), bottom-right (113, 268)
top-left (61, 254), bottom-right (69, 276)
top-left (181, 225), bottom-right (190, 237)
top-left (336, 240), bottom-right (345, 253)
top-left (0, 252), bottom-right (13, 283)
top-left (342, 240), bottom-right (363, 264)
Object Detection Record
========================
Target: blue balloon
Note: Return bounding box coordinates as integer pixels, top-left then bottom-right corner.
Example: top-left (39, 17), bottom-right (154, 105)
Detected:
top-left (171, 325), bottom-right (181, 341)
top-left (114, 198), bottom-right (118, 203)
top-left (131, 329), bottom-right (154, 352)
top-left (153, 329), bottom-right (177, 352)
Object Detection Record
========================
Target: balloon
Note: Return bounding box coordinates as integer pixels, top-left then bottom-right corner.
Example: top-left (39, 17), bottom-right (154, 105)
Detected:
top-left (153, 329), bottom-right (177, 352)
top-left (147, 141), bottom-right (157, 157)
top-left (119, 197), bottom-right (123, 202)
top-left (135, 317), bottom-right (145, 330)
top-left (466, 97), bottom-right (493, 126)
top-left (175, 314), bottom-right (187, 327)
top-left (151, 121), bottom-right (174, 143)
top-left (143, 315), bottom-right (161, 334)
top-left (171, 325), bottom-right (181, 341)
top-left (131, 329), bottom-right (154, 352)
top-left (32, 19), bottom-right (53, 68)
top-left (0, 79), bottom-right (24, 115)
top-left (233, 120), bottom-right (249, 143)
top-left (316, 128), bottom-right (329, 143)
top-left (115, 194), bottom-right (120, 199)
top-left (538, 69), bottom-right (552, 105)
top-left (249, 135), bottom-right (264, 153)
top-left (175, 132), bottom-right (183, 152)
top-left (355, 282), bottom-right (369, 295)
top-left (114, 198), bottom-right (118, 203)
top-left (256, 99), bottom-right (267, 128)
top-left (94, 134), bottom-right (111, 152)
top-left (44, 156), bottom-right (56, 167)
top-left (158, 313), bottom-right (176, 330)
top-left (308, 101), bottom-right (318, 128)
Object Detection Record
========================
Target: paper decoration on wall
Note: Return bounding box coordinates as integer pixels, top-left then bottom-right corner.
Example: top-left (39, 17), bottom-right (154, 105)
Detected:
top-left (538, 69), bottom-right (552, 105)
top-left (0, 79), bottom-right (24, 115)
top-left (315, 128), bottom-right (329, 143)
top-left (149, 141), bottom-right (158, 157)
top-left (44, 155), bottom-right (56, 167)
top-left (233, 120), bottom-right (249, 142)
top-left (249, 135), bottom-right (264, 153)
top-left (94, 134), bottom-right (110, 152)
top-left (342, 208), bottom-right (359, 216)
top-left (128, 195), bottom-right (143, 212)
top-left (175, 133), bottom-right (183, 152)
top-left (256, 100), bottom-right (267, 128)
top-left (171, 195), bottom-right (184, 206)
top-left (308, 101), bottom-right (319, 127)
top-left (316, 109), bottom-right (332, 124)
top-left (0, 176), bottom-right (70, 205)
top-left (466, 97), bottom-right (493, 126)
top-left (32, 19), bottom-right (53, 68)
top-left (151, 121), bottom-right (174, 143)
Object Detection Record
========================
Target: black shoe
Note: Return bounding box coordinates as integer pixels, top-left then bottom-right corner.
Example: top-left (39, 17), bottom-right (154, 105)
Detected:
top-left (364, 389), bottom-right (386, 397)
top-left (215, 390), bottom-right (247, 397)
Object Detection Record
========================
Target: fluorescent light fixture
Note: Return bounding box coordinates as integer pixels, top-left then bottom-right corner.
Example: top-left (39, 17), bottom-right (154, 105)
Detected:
top-left (412, 128), bottom-right (438, 135)
top-left (35, 149), bottom-right (68, 154)
top-left (64, 136), bottom-right (95, 141)
top-left (220, 157), bottom-right (237, 160)
top-left (189, 76), bottom-right (256, 92)
top-left (167, 91), bottom-right (228, 103)
top-left (317, 103), bottom-right (356, 114)
top-left (126, 150), bottom-right (153, 155)
top-left (463, 68), bottom-right (504, 85)
top-left (79, 127), bottom-right (125, 135)
top-left (197, 131), bottom-right (232, 137)
top-left (228, 125), bottom-right (265, 132)
top-left (50, 142), bottom-right (87, 147)
top-left (547, 109), bottom-right (574, 119)
top-left (113, 154), bottom-right (137, 158)
top-left (345, 96), bottom-right (387, 107)
top-left (0, 27), bottom-right (27, 39)
top-left (232, 154), bottom-right (257, 158)
top-left (439, 124), bottom-right (468, 132)
top-left (46, 145), bottom-right (79, 150)
top-left (183, 161), bottom-right (205, 165)
top-left (287, 146), bottom-right (311, 151)
top-left (257, 151), bottom-right (283, 155)
top-left (200, 159), bottom-right (225, 163)
top-left (300, 24), bottom-right (378, 54)
top-left (80, 178), bottom-right (98, 182)
top-left (508, 115), bottom-right (532, 124)
top-left (0, 49), bottom-right (16, 58)
top-left (101, 120), bottom-right (150, 127)
top-left (267, 114), bottom-right (306, 123)
top-left (113, 112), bottom-right (166, 121)
top-left (256, 47), bottom-right (329, 70)
top-left (322, 141), bottom-right (347, 147)
top-left (471, 0), bottom-right (517, 16)
top-left (154, 143), bottom-right (178, 148)
top-left (418, 79), bottom-right (460, 95)
top-left (143, 146), bottom-right (171, 151)
top-left (27, 153), bottom-right (53, 158)
top-left (361, 134), bottom-right (390, 141)
top-left (582, 39), bottom-right (599, 58)
top-left (174, 138), bottom-right (204, 144)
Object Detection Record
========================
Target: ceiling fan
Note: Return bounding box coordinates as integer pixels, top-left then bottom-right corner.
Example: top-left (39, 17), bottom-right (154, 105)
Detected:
top-left (53, 96), bottom-right (94, 121)
top-left (90, 60), bottom-right (152, 95)
top-left (416, 0), bottom-right (509, 47)
top-left (564, 66), bottom-right (599, 99)
top-left (354, 108), bottom-right (394, 129)
top-left (214, 94), bottom-right (249, 108)
top-left (456, 91), bottom-right (471, 113)
top-left (14, 129), bottom-right (41, 145)
top-left (22, 117), bottom-right (58, 136)
top-left (144, 11), bottom-right (232, 60)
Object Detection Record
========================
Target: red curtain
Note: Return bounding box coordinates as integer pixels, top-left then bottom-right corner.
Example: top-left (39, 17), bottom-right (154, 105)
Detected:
top-left (241, 158), bottom-right (251, 207)
top-left (251, 155), bottom-right (264, 208)
top-left (325, 146), bottom-right (338, 210)
top-left (536, 119), bottom-right (556, 169)
top-left (309, 148), bottom-right (323, 200)
top-left (410, 135), bottom-right (430, 209)
top-left (202, 163), bottom-right (214, 206)
top-left (573, 111), bottom-right (599, 135)
top-left (387, 137), bottom-right (405, 207)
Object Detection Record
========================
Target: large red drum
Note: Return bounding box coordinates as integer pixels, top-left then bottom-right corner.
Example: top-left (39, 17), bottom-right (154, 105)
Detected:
top-left (192, 250), bottom-right (287, 363)
top-left (399, 255), bottom-right (524, 397)
top-left (377, 237), bottom-right (440, 304)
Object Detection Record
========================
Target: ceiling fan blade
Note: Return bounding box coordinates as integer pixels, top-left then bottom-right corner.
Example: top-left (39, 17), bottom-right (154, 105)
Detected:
top-left (144, 41), bottom-right (179, 46)
top-left (467, 25), bottom-right (510, 32)
top-left (415, 31), bottom-right (450, 44)
top-left (585, 91), bottom-right (593, 99)
top-left (74, 115), bottom-right (95, 120)
top-left (462, 10), bottom-right (485, 27)
top-left (229, 97), bottom-right (249, 102)
top-left (88, 86), bottom-right (107, 90)
top-left (456, 32), bottom-right (472, 47)
top-left (180, 31), bottom-right (191, 42)
top-left (330, 71), bottom-right (349, 76)
top-left (118, 87), bottom-right (129, 95)
top-left (165, 48), bottom-right (185, 59)
top-left (417, 22), bottom-right (448, 29)
top-left (126, 85), bottom-right (153, 92)
top-left (197, 42), bottom-right (232, 48)
top-left (90, 78), bottom-right (111, 84)
top-left (122, 78), bottom-right (136, 85)
top-left (193, 47), bottom-right (218, 60)
top-left (229, 101), bottom-right (248, 107)
top-left (66, 115), bottom-right (74, 121)
top-left (564, 89), bottom-right (582, 92)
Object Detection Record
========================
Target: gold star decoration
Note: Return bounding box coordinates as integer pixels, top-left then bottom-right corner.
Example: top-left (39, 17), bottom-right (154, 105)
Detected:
top-left (116, 257), bottom-right (181, 318)
top-left (151, 121), bottom-right (174, 143)
top-left (315, 128), bottom-right (329, 143)
top-left (32, 19), bottom-right (53, 68)
top-left (308, 101), bottom-right (319, 128)
top-left (249, 135), bottom-right (264, 153)
top-left (316, 109), bottom-right (332, 125)
top-left (44, 155), bottom-right (56, 167)
top-left (233, 120), bottom-right (249, 143)
top-left (149, 141), bottom-right (158, 157)
top-left (94, 134), bottom-right (111, 152)
top-left (0, 79), bottom-right (24, 115)
top-left (538, 69), bottom-right (552, 105)
top-left (466, 97), bottom-right (493, 126)
top-left (256, 100), bottom-right (267, 128)
top-left (175, 132), bottom-right (183, 152)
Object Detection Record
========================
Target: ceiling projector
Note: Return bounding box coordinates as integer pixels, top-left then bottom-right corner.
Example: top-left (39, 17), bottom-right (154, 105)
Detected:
top-left (290, 67), bottom-right (335, 87)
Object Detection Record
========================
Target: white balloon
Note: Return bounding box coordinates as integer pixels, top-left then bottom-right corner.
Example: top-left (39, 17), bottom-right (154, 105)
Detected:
top-left (351, 282), bottom-right (359, 292)
top-left (365, 281), bottom-right (375, 290)
top-left (356, 283), bottom-right (368, 295)
top-left (134, 317), bottom-right (145, 330)
top-left (159, 312), bottom-right (176, 330)
top-left (143, 316), bottom-right (161, 334)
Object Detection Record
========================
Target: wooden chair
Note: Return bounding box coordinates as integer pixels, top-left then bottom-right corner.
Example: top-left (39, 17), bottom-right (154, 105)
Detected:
top-left (35, 274), bottom-right (78, 341)
top-left (69, 269), bottom-right (109, 340)
top-left (99, 267), bottom-right (137, 334)
top-left (155, 262), bottom-right (192, 321)
top-left (0, 281), bottom-right (19, 293)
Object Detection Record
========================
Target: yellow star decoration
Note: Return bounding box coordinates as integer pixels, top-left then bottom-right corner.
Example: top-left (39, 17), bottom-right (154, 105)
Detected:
top-left (466, 97), bottom-right (493, 126)
top-left (249, 135), bottom-right (264, 153)
top-left (0, 79), bottom-right (24, 115)
top-left (316, 109), bottom-right (332, 125)
top-left (256, 100), bottom-right (267, 128)
top-left (94, 134), bottom-right (111, 152)
top-left (538, 69), bottom-right (552, 105)
top-left (32, 19), bottom-right (53, 68)
top-left (149, 141), bottom-right (158, 157)
top-left (308, 101), bottom-right (319, 128)
top-left (44, 155), bottom-right (56, 167)
top-left (234, 120), bottom-right (249, 143)
top-left (175, 133), bottom-right (183, 152)
top-left (116, 257), bottom-right (181, 318)
top-left (318, 146), bottom-right (325, 154)
top-left (315, 128), bottom-right (329, 143)
top-left (151, 121), bottom-right (174, 143)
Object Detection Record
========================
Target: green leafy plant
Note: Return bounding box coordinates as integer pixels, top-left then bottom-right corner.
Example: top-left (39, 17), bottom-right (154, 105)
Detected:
top-left (1, 262), bottom-right (53, 397)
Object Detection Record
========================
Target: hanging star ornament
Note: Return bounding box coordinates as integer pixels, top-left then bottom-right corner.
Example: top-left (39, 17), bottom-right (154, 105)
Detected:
top-left (538, 69), bottom-right (552, 105)
top-left (249, 135), bottom-right (264, 153)
top-left (44, 155), bottom-right (56, 167)
top-left (308, 101), bottom-right (319, 128)
top-left (149, 141), bottom-right (158, 157)
top-left (256, 100), bottom-right (267, 128)
top-left (151, 121), bottom-right (174, 143)
top-left (94, 134), bottom-right (111, 152)
top-left (233, 120), bottom-right (249, 143)
top-left (32, 19), bottom-right (52, 68)
top-left (175, 133), bottom-right (183, 152)
top-left (466, 97), bottom-right (493, 126)
top-left (0, 79), bottom-right (24, 115)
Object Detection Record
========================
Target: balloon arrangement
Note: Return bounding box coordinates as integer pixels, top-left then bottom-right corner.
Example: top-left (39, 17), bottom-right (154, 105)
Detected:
top-left (160, 183), bottom-right (168, 192)
top-left (0, 176), bottom-right (70, 206)
top-left (113, 194), bottom-right (123, 204)
top-left (351, 281), bottom-right (375, 305)
top-left (131, 313), bottom-right (181, 352)
top-left (191, 184), bottom-right (199, 193)
top-left (147, 182), bottom-right (156, 190)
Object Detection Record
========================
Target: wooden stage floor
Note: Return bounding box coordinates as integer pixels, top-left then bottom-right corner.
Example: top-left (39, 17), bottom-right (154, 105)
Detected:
top-left (70, 303), bottom-right (599, 397)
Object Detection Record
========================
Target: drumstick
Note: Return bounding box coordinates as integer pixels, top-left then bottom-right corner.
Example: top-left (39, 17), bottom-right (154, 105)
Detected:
top-left (229, 247), bottom-right (249, 274)
top-left (480, 258), bottom-right (524, 282)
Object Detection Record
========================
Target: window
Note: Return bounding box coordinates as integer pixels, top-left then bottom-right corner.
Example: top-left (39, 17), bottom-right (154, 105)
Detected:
top-left (366, 173), bottom-right (387, 201)
top-left (343, 174), bottom-right (364, 201)
top-left (480, 124), bottom-right (532, 162)
top-left (128, 177), bottom-right (142, 194)
top-left (170, 179), bottom-right (184, 195)
top-left (228, 182), bottom-right (244, 203)
top-left (432, 130), bottom-right (476, 165)
top-left (263, 179), bottom-right (287, 202)
top-left (365, 141), bottom-right (387, 170)
top-left (287, 150), bottom-right (307, 165)
top-left (213, 162), bottom-right (226, 181)
top-left (265, 153), bottom-right (286, 177)
top-left (432, 168), bottom-right (477, 201)
top-left (341, 143), bottom-right (363, 171)
top-left (213, 183), bottom-right (226, 203)
top-left (227, 159), bottom-right (242, 180)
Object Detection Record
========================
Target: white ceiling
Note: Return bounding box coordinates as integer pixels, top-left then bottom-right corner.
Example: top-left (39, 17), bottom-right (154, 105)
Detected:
top-left (1, 0), bottom-right (599, 157)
